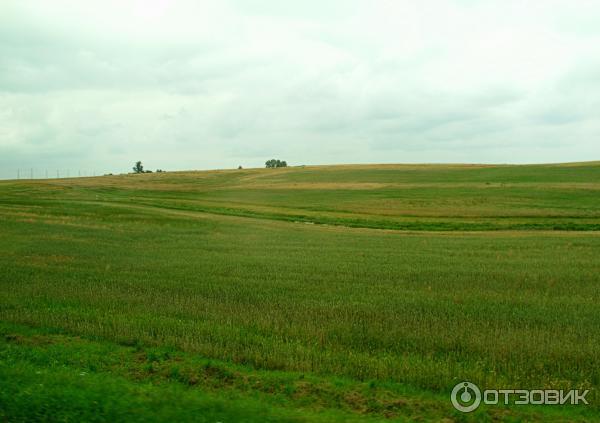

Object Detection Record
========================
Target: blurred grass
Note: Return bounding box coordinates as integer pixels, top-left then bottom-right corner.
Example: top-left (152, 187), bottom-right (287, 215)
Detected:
top-left (0, 322), bottom-right (593, 422)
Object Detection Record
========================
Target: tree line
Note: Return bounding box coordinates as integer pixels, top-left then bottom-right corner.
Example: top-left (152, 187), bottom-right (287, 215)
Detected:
top-left (131, 159), bottom-right (289, 174)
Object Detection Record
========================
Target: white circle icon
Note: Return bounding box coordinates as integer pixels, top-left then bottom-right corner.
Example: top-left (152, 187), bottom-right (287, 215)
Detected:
top-left (451, 381), bottom-right (481, 412)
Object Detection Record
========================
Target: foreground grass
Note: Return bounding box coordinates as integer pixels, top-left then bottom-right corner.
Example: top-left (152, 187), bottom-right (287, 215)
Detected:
top-left (1, 163), bottom-right (599, 420)
top-left (0, 323), bottom-right (593, 422)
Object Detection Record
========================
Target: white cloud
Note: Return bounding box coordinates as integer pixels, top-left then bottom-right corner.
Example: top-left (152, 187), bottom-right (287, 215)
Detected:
top-left (0, 0), bottom-right (599, 178)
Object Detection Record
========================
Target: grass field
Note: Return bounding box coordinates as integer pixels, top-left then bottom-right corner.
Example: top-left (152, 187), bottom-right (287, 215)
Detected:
top-left (1, 162), bottom-right (599, 421)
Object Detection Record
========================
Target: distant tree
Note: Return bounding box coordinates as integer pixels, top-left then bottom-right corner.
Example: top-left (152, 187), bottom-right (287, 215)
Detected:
top-left (265, 159), bottom-right (288, 168)
top-left (132, 161), bottom-right (144, 174)
top-left (238, 165), bottom-right (243, 170)
top-left (156, 169), bottom-right (164, 173)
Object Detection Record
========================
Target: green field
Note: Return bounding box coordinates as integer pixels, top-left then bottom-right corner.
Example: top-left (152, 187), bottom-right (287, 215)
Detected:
top-left (1, 162), bottom-right (599, 421)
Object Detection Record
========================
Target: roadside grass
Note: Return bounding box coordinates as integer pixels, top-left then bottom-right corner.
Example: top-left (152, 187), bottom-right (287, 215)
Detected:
top-left (0, 322), bottom-right (593, 422)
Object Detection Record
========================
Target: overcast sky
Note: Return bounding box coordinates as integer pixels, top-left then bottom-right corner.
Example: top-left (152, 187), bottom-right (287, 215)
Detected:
top-left (1, 0), bottom-right (599, 178)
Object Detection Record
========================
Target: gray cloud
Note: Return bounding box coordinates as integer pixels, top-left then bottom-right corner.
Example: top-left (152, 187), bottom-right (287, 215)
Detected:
top-left (1, 0), bottom-right (599, 179)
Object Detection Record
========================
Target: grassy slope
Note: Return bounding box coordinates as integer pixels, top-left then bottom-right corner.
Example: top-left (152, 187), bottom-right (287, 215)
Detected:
top-left (3, 161), bottom-right (600, 231)
top-left (1, 162), bottom-right (599, 421)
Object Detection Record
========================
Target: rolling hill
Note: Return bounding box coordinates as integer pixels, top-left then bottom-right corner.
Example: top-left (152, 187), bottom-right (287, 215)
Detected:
top-left (1, 162), bottom-right (599, 421)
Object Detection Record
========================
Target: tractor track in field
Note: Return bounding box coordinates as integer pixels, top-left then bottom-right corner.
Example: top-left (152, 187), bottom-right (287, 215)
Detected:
top-left (6, 197), bottom-right (600, 235)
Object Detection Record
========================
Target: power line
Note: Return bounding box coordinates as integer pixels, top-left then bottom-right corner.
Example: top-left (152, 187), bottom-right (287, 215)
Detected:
top-left (12, 167), bottom-right (108, 181)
